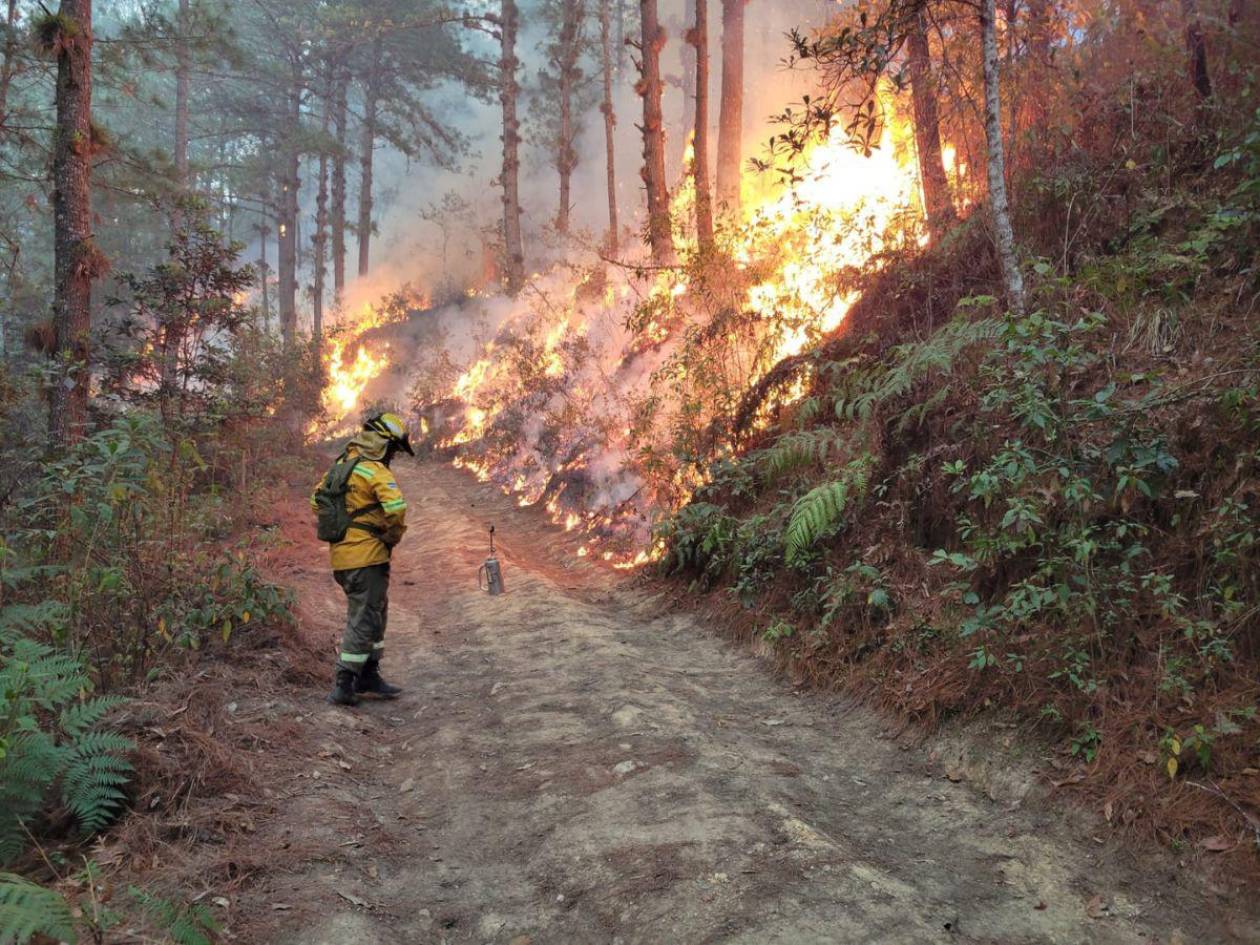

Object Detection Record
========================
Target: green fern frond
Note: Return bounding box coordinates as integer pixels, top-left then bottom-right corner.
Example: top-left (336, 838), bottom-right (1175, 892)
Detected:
top-left (59, 695), bottom-right (128, 738)
top-left (0, 600), bottom-right (70, 644)
top-left (756, 429), bottom-right (841, 482)
top-left (129, 886), bottom-right (219, 945)
top-left (832, 319), bottom-right (1000, 424)
top-left (62, 732), bottom-right (134, 834)
top-left (784, 455), bottom-right (875, 566)
top-left (0, 873), bottom-right (76, 944)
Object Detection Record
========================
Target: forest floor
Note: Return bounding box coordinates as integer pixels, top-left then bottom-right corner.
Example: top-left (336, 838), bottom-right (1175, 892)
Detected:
top-left (228, 459), bottom-right (1257, 945)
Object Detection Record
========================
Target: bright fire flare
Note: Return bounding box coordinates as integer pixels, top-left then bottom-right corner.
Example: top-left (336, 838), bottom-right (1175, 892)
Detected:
top-left (324, 339), bottom-right (390, 418)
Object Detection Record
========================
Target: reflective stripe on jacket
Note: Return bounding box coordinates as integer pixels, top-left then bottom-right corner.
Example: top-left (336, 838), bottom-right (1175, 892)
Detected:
top-left (310, 441), bottom-right (408, 571)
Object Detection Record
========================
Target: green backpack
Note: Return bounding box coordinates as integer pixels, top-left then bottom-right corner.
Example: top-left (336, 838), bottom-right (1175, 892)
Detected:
top-left (313, 453), bottom-right (382, 543)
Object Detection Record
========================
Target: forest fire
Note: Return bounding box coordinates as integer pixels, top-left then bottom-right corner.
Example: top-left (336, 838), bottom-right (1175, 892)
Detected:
top-left (379, 96), bottom-right (929, 566)
top-left (312, 90), bottom-right (930, 567)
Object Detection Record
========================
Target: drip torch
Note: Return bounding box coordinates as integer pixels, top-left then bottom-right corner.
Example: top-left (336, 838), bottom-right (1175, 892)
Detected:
top-left (478, 525), bottom-right (504, 595)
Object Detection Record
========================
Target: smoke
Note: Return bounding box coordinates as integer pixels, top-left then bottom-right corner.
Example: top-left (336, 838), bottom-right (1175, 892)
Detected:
top-left (328, 0), bottom-right (835, 323)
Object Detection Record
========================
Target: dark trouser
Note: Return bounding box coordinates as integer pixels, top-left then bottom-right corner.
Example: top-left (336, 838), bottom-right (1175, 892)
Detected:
top-left (334, 563), bottom-right (390, 674)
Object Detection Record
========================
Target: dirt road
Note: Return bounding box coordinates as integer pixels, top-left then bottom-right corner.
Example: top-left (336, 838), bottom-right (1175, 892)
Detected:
top-left (244, 460), bottom-right (1244, 945)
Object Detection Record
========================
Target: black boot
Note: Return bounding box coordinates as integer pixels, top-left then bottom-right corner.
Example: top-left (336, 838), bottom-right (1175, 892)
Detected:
top-left (327, 669), bottom-right (360, 706)
top-left (358, 658), bottom-right (402, 699)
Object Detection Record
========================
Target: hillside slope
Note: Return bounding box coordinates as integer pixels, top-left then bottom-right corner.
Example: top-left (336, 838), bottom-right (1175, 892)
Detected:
top-left (657, 111), bottom-right (1260, 877)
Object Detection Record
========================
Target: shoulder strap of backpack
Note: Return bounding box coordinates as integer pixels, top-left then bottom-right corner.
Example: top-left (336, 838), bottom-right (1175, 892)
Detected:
top-left (341, 455), bottom-right (384, 535)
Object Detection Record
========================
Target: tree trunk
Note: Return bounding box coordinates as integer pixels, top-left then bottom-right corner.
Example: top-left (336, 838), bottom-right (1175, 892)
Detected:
top-left (173, 0), bottom-right (189, 190)
top-left (160, 0), bottom-right (191, 409)
top-left (906, 5), bottom-right (955, 241)
top-left (0, 0), bottom-right (17, 127)
top-left (600, 0), bottom-right (619, 254)
top-left (258, 216), bottom-right (270, 331)
top-left (1027, 0), bottom-right (1051, 65)
top-left (980, 0), bottom-right (1025, 314)
top-left (715, 0), bottom-right (744, 215)
top-left (691, 0), bottom-right (713, 248)
top-left (357, 34), bottom-right (383, 278)
top-left (1010, 0), bottom-right (1056, 174)
top-left (556, 0), bottom-right (583, 234)
top-left (1182, 0), bottom-right (1212, 102)
top-left (50, 0), bottom-right (96, 444)
top-left (331, 63), bottom-right (348, 304)
top-left (616, 0), bottom-right (627, 73)
top-left (277, 60), bottom-right (302, 347)
top-left (500, 0), bottom-right (526, 292)
top-left (639, 0), bottom-right (673, 264)
top-left (313, 65), bottom-right (332, 349)
top-left (680, 19), bottom-right (696, 154)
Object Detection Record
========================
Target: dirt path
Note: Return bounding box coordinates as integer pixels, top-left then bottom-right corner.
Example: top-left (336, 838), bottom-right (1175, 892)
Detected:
top-left (241, 460), bottom-right (1246, 945)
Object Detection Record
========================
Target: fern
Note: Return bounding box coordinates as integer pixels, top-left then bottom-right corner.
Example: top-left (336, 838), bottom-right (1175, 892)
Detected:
top-left (0, 873), bottom-right (76, 944)
top-left (755, 429), bottom-right (842, 482)
top-left (784, 455), bottom-right (875, 566)
top-left (61, 733), bottom-right (134, 834)
top-left (60, 695), bottom-right (128, 739)
top-left (831, 318), bottom-right (1001, 424)
top-left (0, 640), bottom-right (133, 865)
top-left (0, 601), bottom-right (69, 645)
top-left (129, 886), bottom-right (219, 945)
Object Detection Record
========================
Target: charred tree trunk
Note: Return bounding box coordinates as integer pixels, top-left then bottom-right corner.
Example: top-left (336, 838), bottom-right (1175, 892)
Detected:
top-left (0, 0), bottom-right (18, 126)
top-left (638, 0), bottom-right (673, 264)
top-left (331, 63), bottom-right (348, 304)
top-left (715, 0), bottom-right (745, 215)
top-left (357, 35), bottom-right (383, 278)
top-left (906, 5), bottom-right (955, 241)
top-left (277, 60), bottom-right (302, 348)
top-left (500, 0), bottom-right (526, 292)
top-left (601, 0), bottom-right (619, 254)
top-left (981, 0), bottom-right (1025, 314)
top-left (691, 0), bottom-right (713, 248)
top-left (556, 0), bottom-right (583, 234)
top-left (313, 65), bottom-right (332, 349)
top-left (50, 0), bottom-right (97, 443)
top-left (1182, 0), bottom-right (1212, 102)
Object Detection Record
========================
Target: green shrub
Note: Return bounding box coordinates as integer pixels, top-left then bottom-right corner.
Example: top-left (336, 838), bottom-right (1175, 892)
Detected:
top-left (4, 413), bottom-right (292, 685)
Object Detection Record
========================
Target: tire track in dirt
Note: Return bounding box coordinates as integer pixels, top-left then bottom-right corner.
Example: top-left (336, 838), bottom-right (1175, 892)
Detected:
top-left (242, 460), bottom-right (1247, 945)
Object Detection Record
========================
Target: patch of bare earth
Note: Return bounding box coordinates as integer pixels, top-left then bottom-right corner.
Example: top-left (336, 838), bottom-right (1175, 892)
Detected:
top-left (222, 460), bottom-right (1255, 945)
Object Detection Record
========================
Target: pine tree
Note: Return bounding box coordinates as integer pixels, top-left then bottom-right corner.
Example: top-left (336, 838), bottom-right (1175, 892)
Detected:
top-left (980, 0), bottom-right (1025, 313)
top-left (715, 0), bottom-right (746, 215)
top-left (48, 0), bottom-right (99, 444)
top-left (905, 3), bottom-right (955, 240)
top-left (499, 0), bottom-right (526, 291)
top-left (637, 0), bottom-right (673, 264)
top-left (600, 0), bottom-right (619, 253)
top-left (690, 0), bottom-right (713, 248)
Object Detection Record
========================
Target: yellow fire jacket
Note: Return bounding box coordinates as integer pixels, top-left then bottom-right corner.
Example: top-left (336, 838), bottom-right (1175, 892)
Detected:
top-left (311, 432), bottom-right (408, 571)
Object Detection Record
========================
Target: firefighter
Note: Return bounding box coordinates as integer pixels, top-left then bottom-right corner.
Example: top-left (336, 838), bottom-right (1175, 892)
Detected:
top-left (312, 412), bottom-right (414, 706)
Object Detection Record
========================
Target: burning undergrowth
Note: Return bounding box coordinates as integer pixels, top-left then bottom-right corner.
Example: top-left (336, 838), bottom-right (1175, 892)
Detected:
top-left (315, 97), bottom-right (935, 566)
